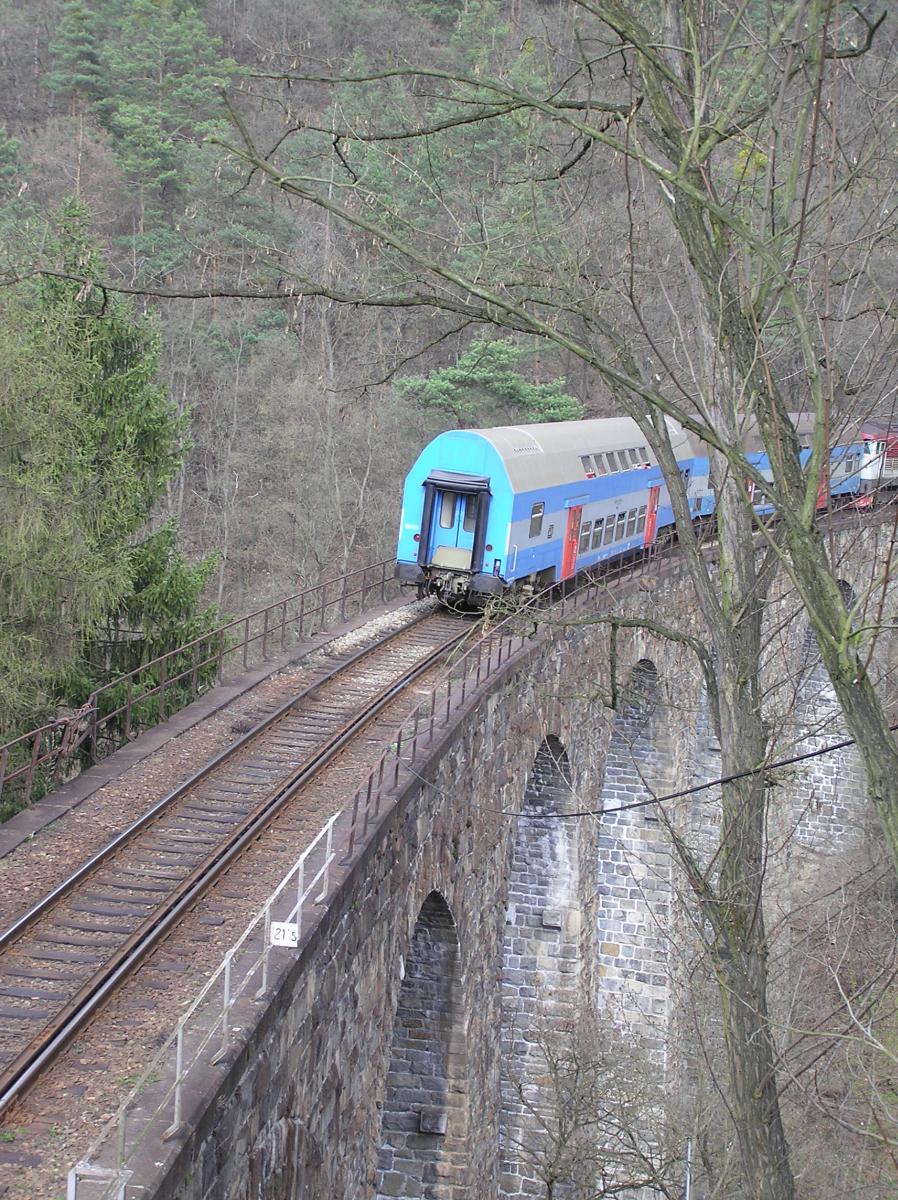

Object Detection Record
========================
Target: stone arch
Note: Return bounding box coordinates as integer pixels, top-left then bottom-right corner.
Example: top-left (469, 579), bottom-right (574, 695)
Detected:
top-left (499, 735), bottom-right (581, 1198)
top-left (375, 891), bottom-right (469, 1200)
top-left (596, 658), bottom-right (671, 1049)
top-left (790, 580), bottom-right (867, 851)
top-left (796, 579), bottom-right (856, 725)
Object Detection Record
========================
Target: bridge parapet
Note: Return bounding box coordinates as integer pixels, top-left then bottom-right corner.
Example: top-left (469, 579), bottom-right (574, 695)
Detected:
top-left (69, 516), bottom-right (896, 1200)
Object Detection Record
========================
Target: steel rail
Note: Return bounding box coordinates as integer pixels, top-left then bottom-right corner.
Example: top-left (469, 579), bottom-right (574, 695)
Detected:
top-left (0, 500), bottom-right (890, 1119)
top-left (0, 608), bottom-right (455, 956)
top-left (0, 619), bottom-right (471, 1118)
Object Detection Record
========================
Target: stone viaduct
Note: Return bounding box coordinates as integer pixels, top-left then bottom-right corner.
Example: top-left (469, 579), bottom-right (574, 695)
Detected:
top-left (148, 520), bottom-right (891, 1200)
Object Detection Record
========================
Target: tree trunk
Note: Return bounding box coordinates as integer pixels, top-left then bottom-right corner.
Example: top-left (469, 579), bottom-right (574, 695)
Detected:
top-left (712, 686), bottom-right (794, 1200)
top-left (782, 521), bottom-right (898, 871)
top-left (697, 446), bottom-right (795, 1200)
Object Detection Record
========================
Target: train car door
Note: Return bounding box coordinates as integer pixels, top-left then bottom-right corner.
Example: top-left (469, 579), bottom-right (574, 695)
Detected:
top-left (562, 506), bottom-right (582, 579)
top-left (428, 489), bottom-right (477, 569)
top-left (816, 466), bottom-right (829, 511)
top-left (644, 485), bottom-right (661, 545)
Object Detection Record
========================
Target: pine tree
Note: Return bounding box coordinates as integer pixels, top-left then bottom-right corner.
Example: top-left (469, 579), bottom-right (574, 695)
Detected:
top-left (395, 337), bottom-right (583, 426)
top-left (45, 0), bottom-right (107, 109)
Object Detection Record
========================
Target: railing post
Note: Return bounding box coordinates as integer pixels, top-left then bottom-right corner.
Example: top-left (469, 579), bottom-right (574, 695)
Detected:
top-left (296, 856), bottom-right (306, 937)
top-left (317, 819), bottom-right (334, 902)
top-left (262, 608), bottom-right (270, 660)
top-left (89, 694), bottom-right (99, 764)
top-left (393, 731), bottom-right (403, 786)
top-left (256, 901), bottom-right (273, 999)
top-left (217, 630), bottom-right (226, 684)
top-left (345, 787), bottom-right (362, 862)
top-left (191, 642), bottom-right (200, 699)
top-left (164, 1017), bottom-right (187, 1139)
top-left (340, 574), bottom-right (348, 624)
top-left (24, 731), bottom-right (42, 805)
top-left (158, 657), bottom-right (168, 723)
top-left (298, 592), bottom-right (305, 640)
top-left (242, 616), bottom-right (250, 670)
top-left (280, 600), bottom-right (288, 651)
top-left (211, 951), bottom-right (234, 1065)
top-left (124, 675), bottom-right (134, 742)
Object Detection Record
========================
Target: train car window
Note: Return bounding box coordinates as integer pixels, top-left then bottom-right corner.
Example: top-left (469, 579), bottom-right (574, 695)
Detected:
top-left (580, 455), bottom-right (596, 478)
top-left (529, 501), bottom-right (545, 538)
top-left (626, 509), bottom-right (637, 536)
top-left (579, 520), bottom-right (592, 554)
top-left (615, 512), bottom-right (627, 540)
top-left (605, 452), bottom-right (619, 472)
top-left (463, 495), bottom-right (477, 532)
top-left (603, 518), bottom-right (616, 545)
top-left (592, 519), bottom-right (604, 548)
top-left (636, 505), bottom-right (647, 534)
top-left (628, 448), bottom-right (640, 465)
top-left (638, 445), bottom-right (648, 462)
top-left (439, 492), bottom-right (457, 528)
top-left (594, 455), bottom-right (608, 475)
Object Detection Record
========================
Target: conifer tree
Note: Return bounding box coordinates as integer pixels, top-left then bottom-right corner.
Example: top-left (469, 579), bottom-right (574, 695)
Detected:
top-left (0, 201), bottom-right (217, 744)
top-left (395, 337), bottom-right (583, 425)
top-left (45, 0), bottom-right (107, 110)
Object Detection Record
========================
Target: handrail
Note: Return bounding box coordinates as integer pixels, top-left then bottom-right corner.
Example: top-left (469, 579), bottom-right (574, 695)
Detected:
top-left (65, 543), bottom-right (686, 1200)
top-left (0, 560), bottom-right (399, 813)
top-left (67, 811), bottom-right (341, 1200)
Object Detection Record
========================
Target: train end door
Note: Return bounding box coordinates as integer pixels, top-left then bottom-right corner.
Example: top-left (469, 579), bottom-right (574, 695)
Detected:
top-left (426, 490), bottom-right (477, 569)
top-left (562, 505), bottom-right (582, 579)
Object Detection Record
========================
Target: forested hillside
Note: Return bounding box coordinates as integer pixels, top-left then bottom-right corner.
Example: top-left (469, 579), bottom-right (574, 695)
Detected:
top-left (0, 0), bottom-right (587, 741)
top-left (0, 0), bottom-right (593, 624)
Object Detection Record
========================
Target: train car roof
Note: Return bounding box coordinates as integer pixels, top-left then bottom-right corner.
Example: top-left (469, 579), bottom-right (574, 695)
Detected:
top-left (738, 412), bottom-right (897, 453)
top-left (472, 416), bottom-right (692, 491)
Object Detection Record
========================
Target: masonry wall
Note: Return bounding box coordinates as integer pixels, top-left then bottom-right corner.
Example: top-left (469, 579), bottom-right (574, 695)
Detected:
top-left (147, 521), bottom-right (894, 1200)
top-left (499, 738), bottom-right (581, 1197)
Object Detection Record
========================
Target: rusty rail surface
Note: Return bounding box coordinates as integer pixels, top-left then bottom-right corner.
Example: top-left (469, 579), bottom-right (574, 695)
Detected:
top-left (0, 560), bottom-right (399, 812)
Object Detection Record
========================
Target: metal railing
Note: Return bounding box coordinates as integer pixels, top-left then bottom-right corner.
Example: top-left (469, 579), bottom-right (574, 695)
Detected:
top-left (343, 544), bottom-right (686, 857)
top-left (0, 560), bottom-right (399, 812)
top-left (67, 810), bottom-right (341, 1200)
top-left (66, 544), bottom-right (688, 1199)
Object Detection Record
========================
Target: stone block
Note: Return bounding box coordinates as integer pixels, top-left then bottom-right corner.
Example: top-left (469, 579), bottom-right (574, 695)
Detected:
top-left (418, 1108), bottom-right (448, 1135)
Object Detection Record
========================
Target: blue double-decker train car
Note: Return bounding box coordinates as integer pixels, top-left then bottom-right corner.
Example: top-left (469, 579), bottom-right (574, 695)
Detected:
top-left (395, 416), bottom-right (701, 603)
top-left (396, 412), bottom-right (898, 605)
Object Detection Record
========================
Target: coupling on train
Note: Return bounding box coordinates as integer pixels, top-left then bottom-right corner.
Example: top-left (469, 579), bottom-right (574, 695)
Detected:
top-left (395, 414), bottom-right (898, 605)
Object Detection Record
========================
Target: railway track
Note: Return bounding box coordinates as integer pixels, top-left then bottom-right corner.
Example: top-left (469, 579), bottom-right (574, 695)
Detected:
top-left (0, 607), bottom-right (473, 1117)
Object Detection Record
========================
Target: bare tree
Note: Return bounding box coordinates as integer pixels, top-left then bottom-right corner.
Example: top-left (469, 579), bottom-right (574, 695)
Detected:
top-left (204, 8), bottom-right (898, 1196)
